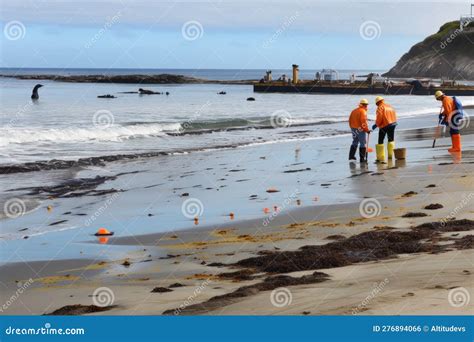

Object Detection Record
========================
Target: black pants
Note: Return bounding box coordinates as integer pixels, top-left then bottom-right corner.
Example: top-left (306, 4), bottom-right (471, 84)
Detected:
top-left (378, 125), bottom-right (396, 144)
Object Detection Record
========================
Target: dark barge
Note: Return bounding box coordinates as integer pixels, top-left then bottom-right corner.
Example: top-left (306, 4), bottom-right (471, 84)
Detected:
top-left (253, 81), bottom-right (474, 96)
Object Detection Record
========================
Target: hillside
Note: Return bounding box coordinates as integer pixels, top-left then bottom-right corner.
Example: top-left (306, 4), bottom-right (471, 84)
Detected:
top-left (384, 20), bottom-right (474, 80)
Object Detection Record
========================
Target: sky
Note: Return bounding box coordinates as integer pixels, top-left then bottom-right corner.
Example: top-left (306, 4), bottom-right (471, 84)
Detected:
top-left (0, 0), bottom-right (471, 70)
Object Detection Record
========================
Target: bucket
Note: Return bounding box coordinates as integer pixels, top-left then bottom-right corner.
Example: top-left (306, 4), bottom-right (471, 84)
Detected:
top-left (394, 148), bottom-right (406, 160)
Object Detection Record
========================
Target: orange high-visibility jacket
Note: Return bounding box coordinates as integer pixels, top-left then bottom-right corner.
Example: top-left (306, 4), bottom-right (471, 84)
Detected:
top-left (349, 106), bottom-right (369, 132)
top-left (441, 96), bottom-right (456, 122)
top-left (375, 102), bottom-right (397, 129)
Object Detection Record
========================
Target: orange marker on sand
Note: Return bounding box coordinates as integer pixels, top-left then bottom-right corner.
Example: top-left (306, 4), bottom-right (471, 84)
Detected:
top-left (94, 227), bottom-right (114, 236)
top-left (263, 208), bottom-right (270, 214)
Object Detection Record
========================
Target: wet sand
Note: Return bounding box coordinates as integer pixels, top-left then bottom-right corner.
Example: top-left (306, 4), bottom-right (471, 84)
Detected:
top-left (1, 119), bottom-right (473, 315)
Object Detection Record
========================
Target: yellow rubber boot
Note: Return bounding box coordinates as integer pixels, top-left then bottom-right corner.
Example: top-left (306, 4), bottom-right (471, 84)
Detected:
top-left (376, 144), bottom-right (385, 162)
top-left (387, 141), bottom-right (395, 159)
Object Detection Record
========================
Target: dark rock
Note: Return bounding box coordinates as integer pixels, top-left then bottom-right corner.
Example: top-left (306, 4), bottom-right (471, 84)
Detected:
top-left (46, 304), bottom-right (116, 315)
top-left (424, 203), bottom-right (443, 210)
top-left (151, 287), bottom-right (173, 293)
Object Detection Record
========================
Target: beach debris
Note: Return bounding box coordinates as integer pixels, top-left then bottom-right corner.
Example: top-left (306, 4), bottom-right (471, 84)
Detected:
top-left (402, 191), bottom-right (418, 197)
top-left (266, 188), bottom-right (279, 193)
top-left (151, 286), bottom-right (173, 293)
top-left (194, 217), bottom-right (199, 225)
top-left (424, 203), bottom-right (444, 210)
top-left (229, 212), bottom-right (235, 220)
top-left (97, 94), bottom-right (116, 98)
top-left (325, 234), bottom-right (346, 240)
top-left (18, 228), bottom-right (28, 231)
top-left (402, 212), bottom-right (428, 218)
top-left (169, 283), bottom-right (185, 288)
top-left (49, 220), bottom-right (67, 226)
top-left (47, 205), bottom-right (53, 212)
top-left (46, 304), bottom-right (116, 315)
top-left (425, 184), bottom-right (436, 188)
top-left (313, 196), bottom-right (319, 201)
top-left (273, 206), bottom-right (279, 212)
top-left (455, 235), bottom-right (473, 249)
top-left (217, 91), bottom-right (226, 95)
top-left (246, 97), bottom-right (255, 101)
top-left (302, 311), bottom-right (311, 315)
top-left (181, 192), bottom-right (190, 197)
top-left (164, 272), bottom-right (329, 315)
top-left (95, 228), bottom-right (114, 236)
top-left (218, 269), bottom-right (255, 281)
top-left (283, 168), bottom-right (311, 173)
top-left (296, 199), bottom-right (301, 205)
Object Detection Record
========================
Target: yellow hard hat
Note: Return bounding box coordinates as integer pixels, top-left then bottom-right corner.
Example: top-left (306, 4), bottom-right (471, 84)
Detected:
top-left (375, 96), bottom-right (384, 104)
top-left (435, 90), bottom-right (444, 99)
top-left (360, 98), bottom-right (369, 105)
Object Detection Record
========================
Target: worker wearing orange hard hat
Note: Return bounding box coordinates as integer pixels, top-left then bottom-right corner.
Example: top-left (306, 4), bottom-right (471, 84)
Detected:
top-left (348, 98), bottom-right (370, 163)
top-left (372, 96), bottom-right (397, 162)
top-left (435, 90), bottom-right (462, 152)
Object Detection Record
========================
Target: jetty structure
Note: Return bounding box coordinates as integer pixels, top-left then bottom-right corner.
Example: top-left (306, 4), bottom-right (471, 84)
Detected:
top-left (253, 65), bottom-right (474, 96)
top-left (255, 5), bottom-right (474, 96)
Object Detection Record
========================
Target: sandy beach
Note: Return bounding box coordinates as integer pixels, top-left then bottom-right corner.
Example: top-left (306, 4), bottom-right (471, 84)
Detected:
top-left (1, 114), bottom-right (472, 316)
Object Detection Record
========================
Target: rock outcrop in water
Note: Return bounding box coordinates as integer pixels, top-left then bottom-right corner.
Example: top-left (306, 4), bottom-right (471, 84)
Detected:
top-left (384, 21), bottom-right (474, 80)
top-left (0, 73), bottom-right (255, 85)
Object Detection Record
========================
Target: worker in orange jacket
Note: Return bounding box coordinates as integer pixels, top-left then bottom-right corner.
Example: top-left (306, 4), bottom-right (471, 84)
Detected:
top-left (349, 99), bottom-right (370, 162)
top-left (435, 90), bottom-right (461, 152)
top-left (371, 96), bottom-right (397, 162)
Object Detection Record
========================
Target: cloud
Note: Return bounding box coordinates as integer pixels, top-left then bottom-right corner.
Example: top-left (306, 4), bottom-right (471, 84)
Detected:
top-left (0, 0), bottom-right (468, 36)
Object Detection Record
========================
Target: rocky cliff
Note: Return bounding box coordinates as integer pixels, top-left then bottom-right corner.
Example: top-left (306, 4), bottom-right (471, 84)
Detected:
top-left (384, 21), bottom-right (474, 80)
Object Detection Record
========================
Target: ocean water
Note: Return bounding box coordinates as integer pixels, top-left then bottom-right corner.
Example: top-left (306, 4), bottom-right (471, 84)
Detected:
top-left (1, 72), bottom-right (472, 166)
top-left (1, 69), bottom-right (474, 261)
top-left (0, 68), bottom-right (384, 81)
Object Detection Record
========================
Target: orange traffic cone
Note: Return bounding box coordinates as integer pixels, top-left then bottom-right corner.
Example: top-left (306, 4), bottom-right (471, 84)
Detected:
top-left (95, 228), bottom-right (114, 236)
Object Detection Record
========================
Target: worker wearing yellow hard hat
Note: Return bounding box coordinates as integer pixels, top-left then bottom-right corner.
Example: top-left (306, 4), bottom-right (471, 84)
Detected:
top-left (371, 96), bottom-right (398, 162)
top-left (435, 90), bottom-right (462, 152)
top-left (348, 99), bottom-right (370, 163)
